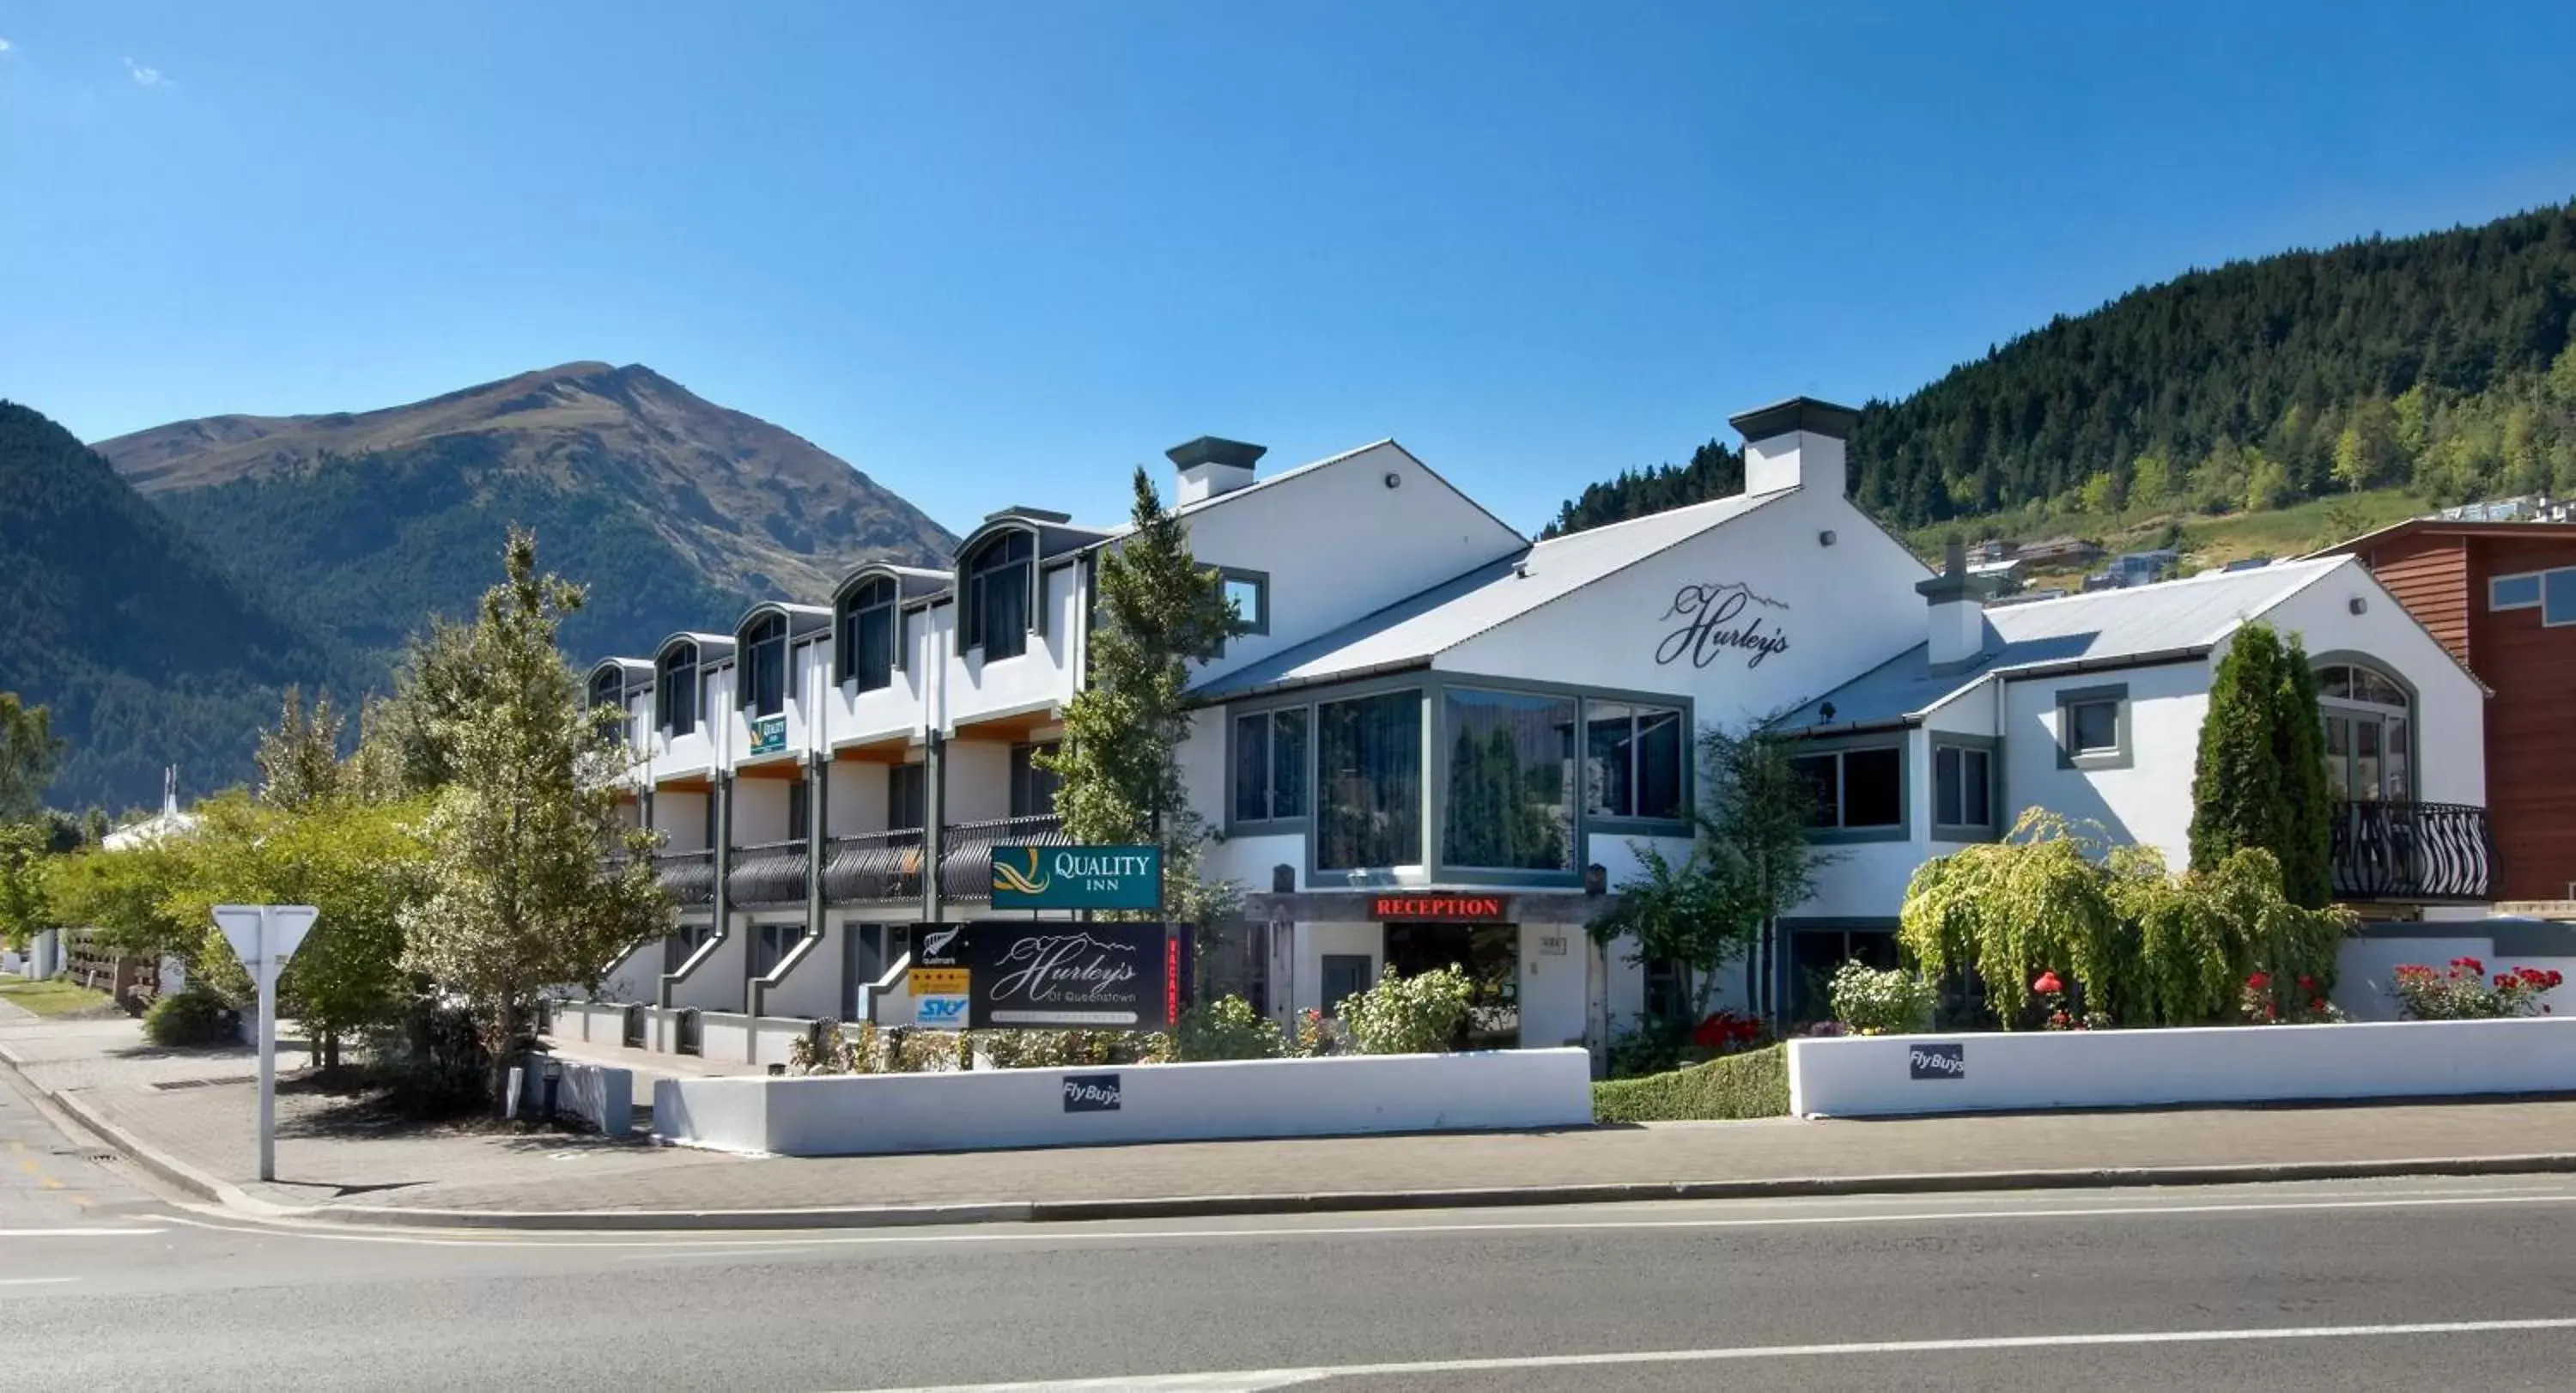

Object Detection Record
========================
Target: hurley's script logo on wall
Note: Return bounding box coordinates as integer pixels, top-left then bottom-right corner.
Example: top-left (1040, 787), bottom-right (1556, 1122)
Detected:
top-left (988, 933), bottom-right (1142, 1016)
top-left (1655, 581), bottom-right (1792, 669)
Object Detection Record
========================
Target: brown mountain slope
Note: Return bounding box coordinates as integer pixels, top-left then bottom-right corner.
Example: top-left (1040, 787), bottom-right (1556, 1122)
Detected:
top-left (94, 361), bottom-right (957, 604)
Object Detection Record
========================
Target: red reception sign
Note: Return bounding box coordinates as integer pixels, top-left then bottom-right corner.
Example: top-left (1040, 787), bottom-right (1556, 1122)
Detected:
top-left (1369, 894), bottom-right (1510, 921)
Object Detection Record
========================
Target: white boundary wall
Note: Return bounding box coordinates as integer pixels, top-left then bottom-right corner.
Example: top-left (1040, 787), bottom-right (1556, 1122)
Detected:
top-left (653, 1048), bottom-right (1593, 1156)
top-left (1789, 1017), bottom-right (2576, 1118)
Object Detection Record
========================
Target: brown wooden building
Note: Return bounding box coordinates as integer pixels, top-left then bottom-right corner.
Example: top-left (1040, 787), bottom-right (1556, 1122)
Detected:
top-left (2315, 520), bottom-right (2576, 903)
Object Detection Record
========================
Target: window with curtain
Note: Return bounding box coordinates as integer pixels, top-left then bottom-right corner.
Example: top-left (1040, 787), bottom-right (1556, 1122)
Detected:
top-left (1010, 743), bottom-right (1063, 818)
top-left (1934, 744), bottom-right (1993, 830)
top-left (1443, 688), bottom-right (1576, 871)
top-left (740, 615), bottom-right (787, 717)
top-left (887, 763), bottom-right (927, 835)
top-left (838, 578), bottom-right (898, 691)
top-left (1232, 708), bottom-right (1309, 823)
top-left (1315, 690), bottom-right (1424, 870)
top-left (656, 646), bottom-right (697, 734)
top-left (1583, 702), bottom-right (1685, 821)
top-left (963, 531), bottom-right (1034, 660)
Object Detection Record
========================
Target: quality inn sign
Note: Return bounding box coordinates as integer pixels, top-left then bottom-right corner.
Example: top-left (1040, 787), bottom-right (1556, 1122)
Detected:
top-left (991, 843), bottom-right (1163, 911)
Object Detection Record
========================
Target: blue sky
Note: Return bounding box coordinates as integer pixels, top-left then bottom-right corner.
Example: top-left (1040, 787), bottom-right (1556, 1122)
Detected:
top-left (4, 3), bottom-right (2574, 536)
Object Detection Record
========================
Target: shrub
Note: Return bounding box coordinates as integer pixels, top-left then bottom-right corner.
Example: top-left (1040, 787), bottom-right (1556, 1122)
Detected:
top-left (790, 1019), bottom-right (878, 1075)
top-left (1826, 963), bottom-right (1938, 1036)
top-left (1175, 995), bottom-right (1282, 1061)
top-left (1591, 1044), bottom-right (1789, 1122)
top-left (2389, 958), bottom-right (2562, 1020)
top-left (1607, 1014), bottom-right (1692, 1079)
top-left (1339, 965), bottom-right (1474, 1055)
top-left (142, 984), bottom-right (238, 1049)
top-left (1690, 1010), bottom-right (1769, 1053)
top-left (2238, 971), bottom-right (2345, 1025)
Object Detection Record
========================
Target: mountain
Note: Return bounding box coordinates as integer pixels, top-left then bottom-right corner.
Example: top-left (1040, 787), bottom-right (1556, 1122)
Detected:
top-left (0, 401), bottom-right (338, 812)
top-left (94, 362), bottom-right (958, 662)
top-left (1549, 199), bottom-right (2576, 538)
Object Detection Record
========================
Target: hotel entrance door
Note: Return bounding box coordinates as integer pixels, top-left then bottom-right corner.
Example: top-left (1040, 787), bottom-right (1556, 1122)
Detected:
top-left (1383, 921), bottom-right (1520, 1050)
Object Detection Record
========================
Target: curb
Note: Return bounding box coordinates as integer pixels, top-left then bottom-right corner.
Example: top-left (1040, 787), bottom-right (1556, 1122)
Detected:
top-left (290, 1152), bottom-right (2576, 1232)
top-left (0, 1036), bottom-right (295, 1219)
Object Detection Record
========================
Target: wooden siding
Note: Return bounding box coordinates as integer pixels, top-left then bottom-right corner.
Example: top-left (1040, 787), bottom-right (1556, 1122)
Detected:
top-left (2467, 535), bottom-right (2576, 903)
top-left (2357, 535), bottom-right (2471, 664)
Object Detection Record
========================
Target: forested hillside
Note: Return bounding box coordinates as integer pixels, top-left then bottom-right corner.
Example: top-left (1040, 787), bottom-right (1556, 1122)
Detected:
top-left (1549, 199), bottom-right (2576, 537)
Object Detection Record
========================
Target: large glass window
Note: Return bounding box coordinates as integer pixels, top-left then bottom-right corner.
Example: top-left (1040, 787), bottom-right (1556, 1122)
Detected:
top-left (887, 763), bottom-right (927, 832)
top-left (2316, 661), bottom-right (2411, 802)
top-left (2547, 569), bottom-right (2576, 627)
top-left (837, 578), bottom-right (898, 691)
top-left (1232, 708), bottom-right (1309, 823)
top-left (656, 646), bottom-right (698, 735)
top-left (1315, 690), bottom-right (1424, 870)
top-left (1934, 744), bottom-right (1993, 830)
top-left (963, 531), bottom-right (1035, 660)
top-left (1010, 742), bottom-right (1062, 819)
top-left (1443, 688), bottom-right (1576, 871)
top-left (1584, 703), bottom-right (1685, 822)
top-left (740, 614), bottom-right (787, 717)
top-left (1790, 745), bottom-right (1902, 830)
top-left (589, 667), bottom-right (625, 709)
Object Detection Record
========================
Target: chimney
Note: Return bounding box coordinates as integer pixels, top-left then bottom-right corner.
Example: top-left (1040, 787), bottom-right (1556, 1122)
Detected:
top-left (1166, 436), bottom-right (1267, 505)
top-left (1728, 397), bottom-right (1859, 496)
top-left (1917, 540), bottom-right (2000, 668)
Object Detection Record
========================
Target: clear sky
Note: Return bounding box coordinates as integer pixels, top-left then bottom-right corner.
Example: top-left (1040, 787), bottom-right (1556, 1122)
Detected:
top-left (4, 2), bottom-right (2573, 536)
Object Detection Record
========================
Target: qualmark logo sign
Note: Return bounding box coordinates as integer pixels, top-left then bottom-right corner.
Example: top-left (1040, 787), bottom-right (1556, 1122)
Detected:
top-left (1909, 1042), bottom-right (1966, 1080)
top-left (1062, 1073), bottom-right (1121, 1112)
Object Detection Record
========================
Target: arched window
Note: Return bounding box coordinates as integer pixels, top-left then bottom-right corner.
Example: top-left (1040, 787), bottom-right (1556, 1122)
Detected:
top-left (656, 643), bottom-right (699, 735)
top-left (739, 613), bottom-right (788, 718)
top-left (2314, 660), bottom-right (2410, 803)
top-left (836, 577), bottom-right (900, 692)
top-left (588, 667), bottom-right (626, 710)
top-left (962, 530), bottom-right (1036, 660)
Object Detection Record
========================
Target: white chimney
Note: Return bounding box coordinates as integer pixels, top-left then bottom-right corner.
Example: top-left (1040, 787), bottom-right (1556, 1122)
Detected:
top-left (1917, 540), bottom-right (1999, 668)
top-left (1729, 397), bottom-right (1858, 496)
top-left (1167, 436), bottom-right (1267, 505)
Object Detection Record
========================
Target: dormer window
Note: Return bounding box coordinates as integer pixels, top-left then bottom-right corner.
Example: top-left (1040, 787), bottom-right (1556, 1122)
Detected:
top-left (962, 530), bottom-right (1035, 661)
top-left (588, 667), bottom-right (625, 710)
top-left (739, 613), bottom-right (788, 719)
top-left (656, 644), bottom-right (699, 735)
top-left (836, 577), bottom-right (900, 692)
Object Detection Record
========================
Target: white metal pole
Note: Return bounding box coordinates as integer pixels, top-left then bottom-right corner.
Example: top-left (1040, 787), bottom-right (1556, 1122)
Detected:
top-left (256, 908), bottom-right (276, 1183)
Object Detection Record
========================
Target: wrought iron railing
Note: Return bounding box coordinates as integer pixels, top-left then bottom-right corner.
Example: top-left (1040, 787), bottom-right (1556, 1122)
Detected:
top-left (726, 840), bottom-right (811, 905)
top-left (941, 813), bottom-right (1071, 901)
top-left (2330, 800), bottom-right (2496, 904)
top-left (653, 849), bottom-right (716, 906)
top-left (823, 828), bottom-right (927, 904)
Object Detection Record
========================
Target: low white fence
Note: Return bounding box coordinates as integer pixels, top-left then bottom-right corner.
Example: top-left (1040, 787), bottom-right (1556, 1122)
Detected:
top-left (1788, 1016), bottom-right (2576, 1118)
top-left (508, 1055), bottom-right (634, 1134)
top-left (652, 1048), bottom-right (1595, 1156)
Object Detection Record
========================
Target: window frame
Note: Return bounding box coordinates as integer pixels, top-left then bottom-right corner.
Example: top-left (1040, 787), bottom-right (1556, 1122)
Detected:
top-left (1008, 741), bottom-right (1063, 820)
top-left (1218, 567), bottom-right (1271, 638)
top-left (960, 529), bottom-right (1036, 661)
top-left (1438, 684), bottom-right (1581, 874)
top-left (2490, 571), bottom-right (2545, 612)
top-left (738, 613), bottom-right (789, 718)
top-left (1788, 737), bottom-right (1911, 843)
top-left (1583, 702), bottom-right (1688, 830)
top-left (1930, 735), bottom-right (2001, 842)
top-left (886, 763), bottom-right (927, 834)
top-left (836, 577), bottom-right (902, 691)
top-left (1228, 706), bottom-right (1309, 830)
top-left (2054, 683), bottom-right (2133, 771)
top-left (655, 645), bottom-right (699, 737)
top-left (2548, 569), bottom-right (2576, 628)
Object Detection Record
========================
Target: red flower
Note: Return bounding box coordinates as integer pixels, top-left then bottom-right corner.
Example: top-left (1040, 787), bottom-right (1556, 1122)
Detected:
top-left (2498, 974), bottom-right (2515, 988)
top-left (2453, 955), bottom-right (2485, 975)
top-left (2296, 976), bottom-right (2314, 990)
top-left (2309, 997), bottom-right (2328, 1013)
top-left (2552, 970), bottom-right (2567, 988)
top-left (2246, 972), bottom-right (2272, 992)
top-left (2033, 970), bottom-right (2064, 995)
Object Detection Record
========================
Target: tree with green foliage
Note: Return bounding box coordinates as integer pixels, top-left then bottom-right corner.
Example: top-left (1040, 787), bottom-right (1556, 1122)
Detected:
top-left (2190, 622), bottom-right (2334, 909)
top-left (0, 821), bottom-right (52, 951)
top-left (396, 531), bottom-right (669, 1102)
top-left (1037, 467), bottom-right (1247, 924)
top-left (255, 687), bottom-right (348, 811)
top-left (41, 838), bottom-right (197, 961)
top-left (0, 693), bottom-right (62, 824)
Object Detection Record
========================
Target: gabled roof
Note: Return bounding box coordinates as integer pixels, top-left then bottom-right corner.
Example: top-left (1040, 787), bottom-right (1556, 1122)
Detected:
top-left (1093, 439), bottom-right (1526, 551)
top-left (2304, 516), bottom-right (2576, 559)
top-left (1779, 557), bottom-right (2350, 733)
top-left (1188, 485), bottom-right (1795, 702)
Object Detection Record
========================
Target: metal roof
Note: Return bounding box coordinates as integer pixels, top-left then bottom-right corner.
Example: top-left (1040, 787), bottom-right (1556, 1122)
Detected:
top-left (1779, 557), bottom-right (2351, 733)
top-left (1189, 486), bottom-right (1796, 702)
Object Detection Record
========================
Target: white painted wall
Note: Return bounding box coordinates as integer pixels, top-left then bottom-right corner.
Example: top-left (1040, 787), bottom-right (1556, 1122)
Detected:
top-left (2257, 557), bottom-right (2487, 808)
top-left (2001, 659), bottom-right (2209, 870)
top-left (819, 608), bottom-right (934, 751)
top-left (664, 927), bottom-right (746, 1013)
top-left (823, 758), bottom-right (884, 836)
top-left (597, 937), bottom-right (663, 1004)
top-left (941, 562), bottom-right (1083, 732)
top-left (1517, 924), bottom-right (1589, 1048)
top-left (757, 925), bottom-right (842, 1020)
top-left (1790, 1016), bottom-right (2576, 1116)
top-left (944, 739), bottom-right (1012, 823)
top-left (732, 779), bottom-right (793, 847)
top-left (653, 790), bottom-right (710, 852)
top-left (700, 1012), bottom-right (752, 1064)
top-left (653, 1048), bottom-right (1594, 1156)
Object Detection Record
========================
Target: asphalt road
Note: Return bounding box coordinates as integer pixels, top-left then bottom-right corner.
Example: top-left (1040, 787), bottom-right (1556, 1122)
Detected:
top-left (8, 1070), bottom-right (2576, 1391)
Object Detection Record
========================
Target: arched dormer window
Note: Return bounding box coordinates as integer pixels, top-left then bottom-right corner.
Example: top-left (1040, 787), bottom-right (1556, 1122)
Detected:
top-left (739, 612), bottom-right (788, 718)
top-left (836, 577), bottom-right (901, 692)
top-left (961, 530), bottom-right (1036, 661)
top-left (656, 642), bottom-right (699, 735)
top-left (2314, 660), bottom-right (2412, 803)
top-left (588, 666), bottom-right (625, 710)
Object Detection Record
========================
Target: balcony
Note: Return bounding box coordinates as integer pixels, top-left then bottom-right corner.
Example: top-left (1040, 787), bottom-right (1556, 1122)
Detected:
top-left (653, 849), bottom-right (716, 907)
top-left (726, 841), bottom-right (811, 906)
top-left (940, 814), bottom-right (1071, 902)
top-left (2330, 800), bottom-right (2497, 904)
top-left (823, 829), bottom-right (927, 905)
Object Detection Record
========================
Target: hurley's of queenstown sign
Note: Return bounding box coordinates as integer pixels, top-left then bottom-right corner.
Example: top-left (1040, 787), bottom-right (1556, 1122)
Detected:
top-left (1655, 581), bottom-right (1791, 670)
top-left (967, 923), bottom-right (1185, 1030)
top-left (991, 843), bottom-right (1162, 911)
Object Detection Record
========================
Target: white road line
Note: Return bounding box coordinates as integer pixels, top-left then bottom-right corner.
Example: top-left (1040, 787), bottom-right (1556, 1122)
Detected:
top-left (0, 1226), bottom-right (166, 1237)
top-left (0, 1277), bottom-right (81, 1287)
top-left (156, 1187), bottom-right (2576, 1252)
top-left (854, 1317), bottom-right (2576, 1391)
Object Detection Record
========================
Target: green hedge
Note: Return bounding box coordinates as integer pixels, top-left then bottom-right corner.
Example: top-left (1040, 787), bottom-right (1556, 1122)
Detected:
top-left (1591, 1043), bottom-right (1789, 1122)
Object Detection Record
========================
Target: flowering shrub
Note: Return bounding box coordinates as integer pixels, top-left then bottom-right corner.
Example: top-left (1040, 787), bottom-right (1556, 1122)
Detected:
top-left (1175, 995), bottom-right (1284, 1061)
top-left (1338, 965), bottom-right (1474, 1055)
top-left (2238, 971), bottom-right (2344, 1025)
top-left (1691, 1010), bottom-right (1768, 1052)
top-left (1826, 962), bottom-right (1939, 1037)
top-left (2389, 958), bottom-right (2563, 1021)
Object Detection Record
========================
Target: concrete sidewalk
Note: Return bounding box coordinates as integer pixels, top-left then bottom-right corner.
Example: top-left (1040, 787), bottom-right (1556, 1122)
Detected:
top-left (14, 1004), bottom-right (2576, 1230)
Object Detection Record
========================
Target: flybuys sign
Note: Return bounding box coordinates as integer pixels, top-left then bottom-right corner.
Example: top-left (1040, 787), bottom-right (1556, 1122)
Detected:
top-left (1909, 1042), bottom-right (1966, 1080)
top-left (990, 844), bottom-right (1160, 911)
top-left (1062, 1073), bottom-right (1121, 1113)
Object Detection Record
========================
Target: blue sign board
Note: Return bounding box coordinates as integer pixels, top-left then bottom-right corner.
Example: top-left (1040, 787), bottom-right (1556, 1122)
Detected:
top-left (990, 843), bottom-right (1161, 911)
top-left (747, 714), bottom-right (787, 757)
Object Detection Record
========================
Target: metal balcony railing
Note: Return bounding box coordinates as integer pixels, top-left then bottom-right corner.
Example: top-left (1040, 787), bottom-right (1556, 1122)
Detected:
top-left (940, 813), bottom-right (1071, 901)
top-left (823, 828), bottom-right (927, 904)
top-left (653, 849), bottom-right (716, 906)
top-left (2330, 800), bottom-right (2497, 904)
top-left (726, 840), bottom-right (811, 906)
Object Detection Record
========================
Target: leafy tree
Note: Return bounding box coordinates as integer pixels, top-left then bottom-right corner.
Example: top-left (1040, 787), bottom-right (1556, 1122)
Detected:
top-left (1038, 467), bottom-right (1246, 923)
top-left (0, 821), bottom-right (52, 951)
top-left (2077, 470), bottom-right (2123, 516)
top-left (255, 687), bottom-right (347, 811)
top-left (0, 693), bottom-right (62, 824)
top-left (2129, 453), bottom-right (2172, 511)
top-left (2244, 450), bottom-right (2297, 513)
top-left (2189, 623), bottom-right (2332, 909)
top-left (396, 530), bottom-right (669, 1102)
top-left (42, 839), bottom-right (197, 961)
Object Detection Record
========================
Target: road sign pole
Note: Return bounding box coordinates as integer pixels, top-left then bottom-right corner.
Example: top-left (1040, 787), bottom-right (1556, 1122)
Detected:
top-left (255, 909), bottom-right (276, 1183)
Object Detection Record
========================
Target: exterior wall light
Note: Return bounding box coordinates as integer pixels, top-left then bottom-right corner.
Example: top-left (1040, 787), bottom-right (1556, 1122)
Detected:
top-left (1820, 529), bottom-right (1838, 546)
top-left (2349, 596), bottom-right (2368, 615)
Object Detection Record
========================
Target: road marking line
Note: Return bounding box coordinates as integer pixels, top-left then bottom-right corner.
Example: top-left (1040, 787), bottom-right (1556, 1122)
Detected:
top-left (854, 1317), bottom-right (2576, 1391)
top-left (155, 1186), bottom-right (2576, 1251)
top-left (0, 1226), bottom-right (167, 1237)
top-left (0, 1277), bottom-right (81, 1287)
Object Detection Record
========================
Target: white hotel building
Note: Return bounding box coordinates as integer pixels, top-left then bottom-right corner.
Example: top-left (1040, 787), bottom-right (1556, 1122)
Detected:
top-left (584, 398), bottom-right (2494, 1058)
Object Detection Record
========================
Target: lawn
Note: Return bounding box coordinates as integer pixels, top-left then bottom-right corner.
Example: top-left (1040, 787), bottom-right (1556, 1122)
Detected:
top-left (0, 975), bottom-right (115, 1018)
top-left (1905, 486), bottom-right (2426, 576)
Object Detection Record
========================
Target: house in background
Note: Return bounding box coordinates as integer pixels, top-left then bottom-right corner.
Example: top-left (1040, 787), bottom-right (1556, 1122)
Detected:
top-left (2310, 518), bottom-right (2576, 907)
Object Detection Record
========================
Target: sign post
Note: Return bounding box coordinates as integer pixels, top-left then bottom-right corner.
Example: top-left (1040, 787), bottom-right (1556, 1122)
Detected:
top-left (211, 904), bottom-right (318, 1183)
